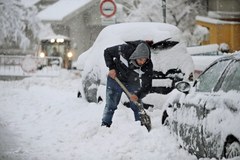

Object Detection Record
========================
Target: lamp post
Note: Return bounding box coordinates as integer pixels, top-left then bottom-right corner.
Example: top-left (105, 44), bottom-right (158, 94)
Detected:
top-left (162, 0), bottom-right (166, 23)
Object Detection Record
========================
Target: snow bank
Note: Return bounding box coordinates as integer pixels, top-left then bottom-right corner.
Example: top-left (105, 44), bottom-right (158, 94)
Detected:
top-left (0, 70), bottom-right (200, 160)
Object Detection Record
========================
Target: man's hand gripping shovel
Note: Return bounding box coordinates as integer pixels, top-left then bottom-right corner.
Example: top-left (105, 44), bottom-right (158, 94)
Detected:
top-left (115, 77), bottom-right (151, 132)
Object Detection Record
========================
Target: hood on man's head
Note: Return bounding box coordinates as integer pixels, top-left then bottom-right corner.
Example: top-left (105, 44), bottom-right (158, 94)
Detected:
top-left (129, 43), bottom-right (150, 60)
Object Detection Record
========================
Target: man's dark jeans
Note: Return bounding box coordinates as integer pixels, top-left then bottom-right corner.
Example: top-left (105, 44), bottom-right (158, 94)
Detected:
top-left (102, 77), bottom-right (140, 126)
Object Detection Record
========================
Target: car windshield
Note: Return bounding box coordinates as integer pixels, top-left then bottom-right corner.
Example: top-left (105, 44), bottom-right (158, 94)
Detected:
top-left (196, 60), bottom-right (230, 92)
top-left (220, 60), bottom-right (240, 92)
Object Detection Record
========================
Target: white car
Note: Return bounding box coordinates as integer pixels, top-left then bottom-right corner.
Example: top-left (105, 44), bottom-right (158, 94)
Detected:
top-left (162, 52), bottom-right (240, 159)
top-left (77, 22), bottom-right (194, 108)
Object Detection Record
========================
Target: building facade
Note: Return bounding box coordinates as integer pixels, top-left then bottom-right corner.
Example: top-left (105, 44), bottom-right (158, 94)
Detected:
top-left (37, 0), bottom-right (107, 60)
top-left (196, 0), bottom-right (240, 52)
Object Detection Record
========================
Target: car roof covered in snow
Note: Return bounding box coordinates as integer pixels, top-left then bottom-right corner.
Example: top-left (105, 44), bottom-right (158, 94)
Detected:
top-left (77, 22), bottom-right (194, 83)
top-left (77, 22), bottom-right (182, 70)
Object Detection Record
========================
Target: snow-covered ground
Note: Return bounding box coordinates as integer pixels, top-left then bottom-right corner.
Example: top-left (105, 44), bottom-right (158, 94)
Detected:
top-left (0, 70), bottom-right (203, 160)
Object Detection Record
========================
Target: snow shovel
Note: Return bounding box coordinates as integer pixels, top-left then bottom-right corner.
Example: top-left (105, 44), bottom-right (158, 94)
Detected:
top-left (115, 77), bottom-right (152, 132)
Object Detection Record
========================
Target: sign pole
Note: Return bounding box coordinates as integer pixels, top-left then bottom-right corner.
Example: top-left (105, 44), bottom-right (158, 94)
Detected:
top-left (162, 0), bottom-right (166, 23)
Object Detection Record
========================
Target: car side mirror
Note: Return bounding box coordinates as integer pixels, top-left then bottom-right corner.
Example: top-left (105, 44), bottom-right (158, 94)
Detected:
top-left (175, 81), bottom-right (191, 94)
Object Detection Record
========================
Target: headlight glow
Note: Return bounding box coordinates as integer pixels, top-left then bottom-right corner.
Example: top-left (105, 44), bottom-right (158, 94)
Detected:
top-left (50, 39), bottom-right (55, 43)
top-left (39, 52), bottom-right (45, 58)
top-left (67, 52), bottom-right (73, 58)
top-left (57, 38), bottom-right (64, 43)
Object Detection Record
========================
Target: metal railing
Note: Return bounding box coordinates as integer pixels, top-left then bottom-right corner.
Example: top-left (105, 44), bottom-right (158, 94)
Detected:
top-left (0, 55), bottom-right (62, 77)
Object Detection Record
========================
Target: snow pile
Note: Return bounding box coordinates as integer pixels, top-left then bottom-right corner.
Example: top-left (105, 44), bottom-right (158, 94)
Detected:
top-left (21, 55), bottom-right (38, 73)
top-left (0, 70), bottom-right (201, 160)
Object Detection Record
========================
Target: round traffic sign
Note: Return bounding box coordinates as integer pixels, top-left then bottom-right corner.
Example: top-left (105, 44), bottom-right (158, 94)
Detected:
top-left (100, 0), bottom-right (117, 18)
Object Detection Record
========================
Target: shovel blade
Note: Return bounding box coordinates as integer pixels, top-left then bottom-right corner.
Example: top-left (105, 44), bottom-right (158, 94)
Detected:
top-left (140, 113), bottom-right (152, 132)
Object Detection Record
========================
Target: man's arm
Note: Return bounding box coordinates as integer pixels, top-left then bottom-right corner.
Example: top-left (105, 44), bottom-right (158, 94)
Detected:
top-left (104, 45), bottom-right (120, 70)
top-left (104, 45), bottom-right (121, 79)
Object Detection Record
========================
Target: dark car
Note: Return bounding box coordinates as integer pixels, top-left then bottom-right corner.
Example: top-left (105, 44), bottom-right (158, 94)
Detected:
top-left (162, 53), bottom-right (240, 159)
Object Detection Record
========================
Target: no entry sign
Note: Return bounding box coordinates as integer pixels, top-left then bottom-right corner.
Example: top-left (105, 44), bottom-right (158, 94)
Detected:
top-left (99, 0), bottom-right (117, 18)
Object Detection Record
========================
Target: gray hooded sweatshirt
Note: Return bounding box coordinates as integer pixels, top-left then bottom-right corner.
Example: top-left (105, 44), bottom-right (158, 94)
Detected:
top-left (129, 43), bottom-right (150, 67)
top-left (129, 43), bottom-right (150, 60)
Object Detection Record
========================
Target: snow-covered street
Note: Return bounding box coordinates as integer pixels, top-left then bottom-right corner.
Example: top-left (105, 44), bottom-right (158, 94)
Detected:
top-left (0, 70), bottom-right (200, 160)
top-left (1, 0), bottom-right (240, 159)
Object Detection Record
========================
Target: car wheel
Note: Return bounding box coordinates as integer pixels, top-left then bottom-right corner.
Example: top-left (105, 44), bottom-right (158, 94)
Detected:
top-left (224, 136), bottom-right (240, 159)
top-left (82, 72), bottom-right (100, 103)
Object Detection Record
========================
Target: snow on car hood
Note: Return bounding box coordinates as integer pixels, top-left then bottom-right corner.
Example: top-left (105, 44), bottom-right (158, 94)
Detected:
top-left (151, 42), bottom-right (194, 79)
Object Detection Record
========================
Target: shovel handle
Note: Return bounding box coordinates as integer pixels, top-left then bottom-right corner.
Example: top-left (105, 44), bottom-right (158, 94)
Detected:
top-left (115, 77), bottom-right (151, 131)
top-left (114, 77), bottom-right (141, 106)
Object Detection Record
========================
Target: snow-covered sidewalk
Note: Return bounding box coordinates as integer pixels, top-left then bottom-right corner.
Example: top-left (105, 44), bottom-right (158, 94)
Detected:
top-left (0, 70), bottom-right (199, 160)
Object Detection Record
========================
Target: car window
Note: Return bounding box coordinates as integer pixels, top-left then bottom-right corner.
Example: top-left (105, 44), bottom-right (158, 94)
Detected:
top-left (220, 60), bottom-right (240, 92)
top-left (196, 60), bottom-right (230, 92)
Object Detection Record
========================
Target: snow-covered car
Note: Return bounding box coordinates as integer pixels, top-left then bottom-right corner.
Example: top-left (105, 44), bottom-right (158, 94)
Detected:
top-left (77, 22), bottom-right (194, 106)
top-left (162, 52), bottom-right (240, 159)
